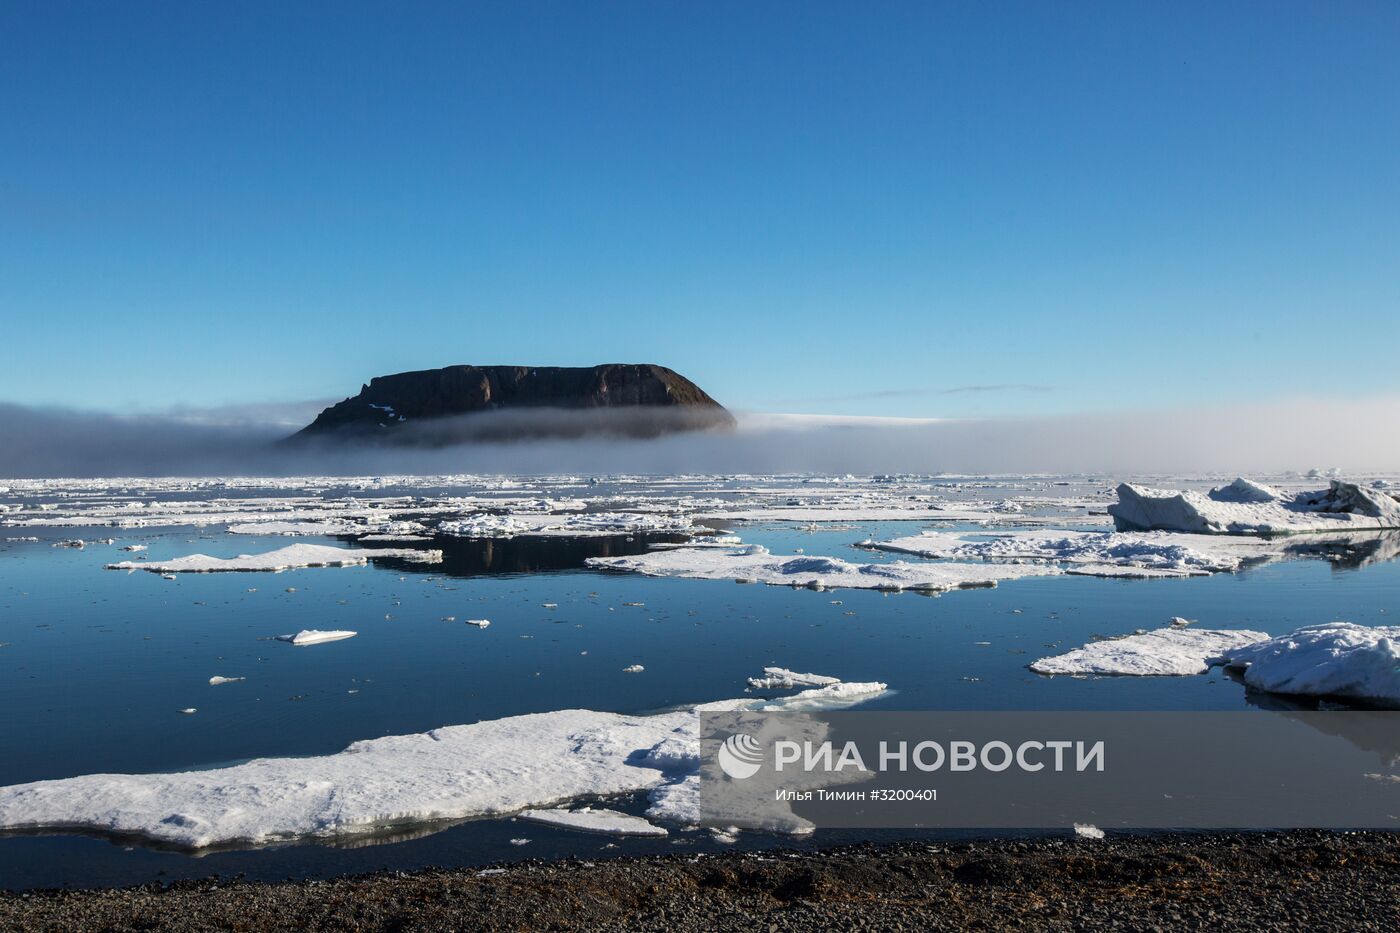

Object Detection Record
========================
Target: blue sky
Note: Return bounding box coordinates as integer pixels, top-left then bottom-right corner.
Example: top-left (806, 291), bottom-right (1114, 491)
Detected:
top-left (2, 1), bottom-right (1397, 419)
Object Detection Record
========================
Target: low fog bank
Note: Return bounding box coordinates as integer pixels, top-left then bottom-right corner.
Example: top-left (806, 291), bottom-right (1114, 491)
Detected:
top-left (3, 397), bottom-right (1399, 479)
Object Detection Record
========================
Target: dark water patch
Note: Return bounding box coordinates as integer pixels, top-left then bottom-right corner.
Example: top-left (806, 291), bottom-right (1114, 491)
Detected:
top-left (350, 532), bottom-right (689, 578)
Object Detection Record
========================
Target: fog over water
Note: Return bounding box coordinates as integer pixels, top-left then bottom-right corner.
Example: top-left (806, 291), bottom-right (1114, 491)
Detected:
top-left (3, 397), bottom-right (1399, 478)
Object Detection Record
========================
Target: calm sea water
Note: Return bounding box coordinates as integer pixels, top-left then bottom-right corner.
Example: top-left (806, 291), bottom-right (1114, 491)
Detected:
top-left (1, 516), bottom-right (1397, 888)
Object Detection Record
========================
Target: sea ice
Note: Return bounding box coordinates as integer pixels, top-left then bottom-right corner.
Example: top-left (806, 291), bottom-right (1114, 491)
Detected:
top-left (519, 807), bottom-right (668, 837)
top-left (746, 667), bottom-right (841, 689)
top-left (587, 545), bottom-right (1058, 593)
top-left (107, 543), bottom-right (442, 573)
top-left (863, 529), bottom-right (1275, 576)
top-left (1222, 622), bottom-right (1400, 704)
top-left (208, 676), bottom-right (245, 686)
top-left (276, 630), bottom-right (358, 646)
top-left (0, 678), bottom-right (889, 849)
top-left (1029, 628), bottom-right (1269, 676)
top-left (1109, 479), bottom-right (1400, 535)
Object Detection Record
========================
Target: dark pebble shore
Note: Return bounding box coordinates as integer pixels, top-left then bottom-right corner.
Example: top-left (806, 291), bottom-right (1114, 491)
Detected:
top-left (3, 831), bottom-right (1399, 931)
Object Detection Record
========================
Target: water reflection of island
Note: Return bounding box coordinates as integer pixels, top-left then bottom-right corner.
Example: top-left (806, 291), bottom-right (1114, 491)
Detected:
top-left (349, 532), bottom-right (690, 578)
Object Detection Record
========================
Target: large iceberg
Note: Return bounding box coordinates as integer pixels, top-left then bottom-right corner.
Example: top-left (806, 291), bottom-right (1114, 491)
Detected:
top-left (1109, 479), bottom-right (1400, 536)
top-left (1223, 623), bottom-right (1400, 705)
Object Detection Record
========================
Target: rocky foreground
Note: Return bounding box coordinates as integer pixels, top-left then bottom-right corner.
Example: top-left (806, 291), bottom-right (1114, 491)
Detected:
top-left (3, 831), bottom-right (1399, 931)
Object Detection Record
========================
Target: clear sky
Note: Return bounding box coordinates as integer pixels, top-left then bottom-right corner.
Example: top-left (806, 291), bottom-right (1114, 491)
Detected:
top-left (2, 1), bottom-right (1397, 419)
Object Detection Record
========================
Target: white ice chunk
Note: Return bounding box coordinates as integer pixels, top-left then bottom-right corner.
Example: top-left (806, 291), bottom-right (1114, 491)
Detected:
top-left (746, 667), bottom-right (841, 689)
top-left (207, 676), bottom-right (244, 686)
top-left (1030, 628), bottom-right (1268, 676)
top-left (107, 543), bottom-right (442, 574)
top-left (1223, 622), bottom-right (1400, 704)
top-left (276, 630), bottom-right (357, 646)
top-left (464, 619), bottom-right (491, 628)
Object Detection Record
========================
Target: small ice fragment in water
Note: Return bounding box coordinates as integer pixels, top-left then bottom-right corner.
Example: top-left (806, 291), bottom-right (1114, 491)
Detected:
top-left (179, 708), bottom-right (197, 715)
top-left (464, 619), bottom-right (490, 628)
top-left (623, 664), bottom-right (644, 673)
top-left (208, 676), bottom-right (244, 686)
top-left (276, 630), bottom-right (358, 646)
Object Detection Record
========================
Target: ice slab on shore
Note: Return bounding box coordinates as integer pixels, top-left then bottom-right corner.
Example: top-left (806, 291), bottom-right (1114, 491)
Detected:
top-left (106, 543), bottom-right (442, 574)
top-left (1223, 623), bottom-right (1400, 704)
top-left (586, 545), bottom-right (1057, 593)
top-left (0, 679), bottom-right (887, 849)
top-left (1109, 479), bottom-right (1400, 535)
top-left (1030, 628), bottom-right (1268, 676)
top-left (276, 630), bottom-right (357, 646)
top-left (519, 807), bottom-right (667, 837)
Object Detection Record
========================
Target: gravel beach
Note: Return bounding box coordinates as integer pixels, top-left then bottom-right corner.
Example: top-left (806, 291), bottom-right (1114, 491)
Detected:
top-left (3, 830), bottom-right (1398, 931)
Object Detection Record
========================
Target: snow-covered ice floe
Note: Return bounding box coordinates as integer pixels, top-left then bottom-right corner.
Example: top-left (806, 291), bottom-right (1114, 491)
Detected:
top-left (106, 543), bottom-right (442, 574)
top-left (438, 511), bottom-right (696, 539)
top-left (519, 806), bottom-right (667, 837)
top-left (1222, 623), bottom-right (1400, 705)
top-left (862, 529), bottom-right (1280, 577)
top-left (0, 679), bottom-right (888, 849)
top-left (1030, 628), bottom-right (1268, 676)
top-left (586, 545), bottom-right (1058, 593)
top-left (276, 630), bottom-right (357, 646)
top-left (1109, 478), bottom-right (1400, 536)
top-left (746, 668), bottom-right (841, 689)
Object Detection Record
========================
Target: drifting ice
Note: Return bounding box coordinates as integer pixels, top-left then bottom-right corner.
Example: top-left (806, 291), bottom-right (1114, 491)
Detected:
top-left (1109, 479), bottom-right (1400, 535)
top-left (1030, 628), bottom-right (1269, 676)
top-left (107, 543), bottom-right (442, 573)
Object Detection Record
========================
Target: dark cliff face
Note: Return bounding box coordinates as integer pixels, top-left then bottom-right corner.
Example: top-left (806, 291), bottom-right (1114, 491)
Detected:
top-left (292, 364), bottom-right (735, 444)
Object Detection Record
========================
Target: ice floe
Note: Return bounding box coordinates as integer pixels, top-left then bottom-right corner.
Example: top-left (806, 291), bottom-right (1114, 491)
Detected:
top-left (106, 543), bottom-right (442, 573)
top-left (0, 677), bottom-right (888, 849)
top-left (207, 676), bottom-right (245, 685)
top-left (1110, 479), bottom-right (1400, 535)
top-left (276, 630), bottom-right (358, 646)
top-left (746, 668), bottom-right (841, 689)
top-left (1029, 628), bottom-right (1268, 676)
top-left (862, 529), bottom-right (1278, 576)
top-left (1222, 623), bottom-right (1400, 705)
top-left (438, 511), bottom-right (695, 539)
top-left (586, 545), bottom-right (1058, 593)
top-left (519, 807), bottom-right (668, 837)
